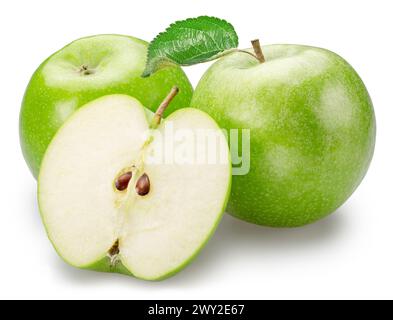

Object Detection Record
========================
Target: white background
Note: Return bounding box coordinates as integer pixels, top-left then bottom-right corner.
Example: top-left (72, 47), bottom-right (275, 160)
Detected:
top-left (0, 0), bottom-right (392, 300)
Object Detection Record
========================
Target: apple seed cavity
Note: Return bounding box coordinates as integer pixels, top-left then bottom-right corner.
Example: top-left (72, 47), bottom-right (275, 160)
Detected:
top-left (136, 173), bottom-right (150, 196)
top-left (115, 172), bottom-right (133, 191)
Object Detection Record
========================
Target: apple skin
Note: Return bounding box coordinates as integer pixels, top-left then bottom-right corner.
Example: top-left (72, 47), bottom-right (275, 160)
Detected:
top-left (20, 34), bottom-right (193, 178)
top-left (191, 44), bottom-right (376, 227)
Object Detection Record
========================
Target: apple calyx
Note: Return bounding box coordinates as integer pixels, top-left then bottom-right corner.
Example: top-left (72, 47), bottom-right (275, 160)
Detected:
top-left (78, 65), bottom-right (95, 76)
top-left (108, 239), bottom-right (120, 266)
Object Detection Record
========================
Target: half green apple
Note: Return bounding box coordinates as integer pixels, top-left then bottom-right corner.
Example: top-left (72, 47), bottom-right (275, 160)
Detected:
top-left (38, 90), bottom-right (231, 281)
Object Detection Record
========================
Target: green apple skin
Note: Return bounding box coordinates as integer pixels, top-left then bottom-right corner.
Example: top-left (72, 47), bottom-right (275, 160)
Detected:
top-left (191, 44), bottom-right (376, 227)
top-left (20, 34), bottom-right (193, 178)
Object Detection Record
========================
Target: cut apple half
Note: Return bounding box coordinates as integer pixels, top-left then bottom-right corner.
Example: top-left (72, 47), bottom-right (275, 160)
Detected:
top-left (38, 89), bottom-right (231, 280)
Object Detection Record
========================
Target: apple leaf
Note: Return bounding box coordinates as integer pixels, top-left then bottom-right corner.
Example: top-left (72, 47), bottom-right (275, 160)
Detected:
top-left (142, 16), bottom-right (239, 77)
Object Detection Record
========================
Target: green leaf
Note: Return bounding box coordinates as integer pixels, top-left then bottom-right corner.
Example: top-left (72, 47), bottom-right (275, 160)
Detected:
top-left (142, 16), bottom-right (239, 77)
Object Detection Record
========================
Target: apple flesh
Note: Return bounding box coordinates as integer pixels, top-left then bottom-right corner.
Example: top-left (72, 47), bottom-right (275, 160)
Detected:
top-left (38, 95), bottom-right (231, 280)
top-left (20, 35), bottom-right (193, 178)
top-left (191, 44), bottom-right (376, 227)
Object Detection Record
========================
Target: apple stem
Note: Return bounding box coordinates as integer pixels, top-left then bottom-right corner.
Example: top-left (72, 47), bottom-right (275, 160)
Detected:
top-left (251, 39), bottom-right (265, 63)
top-left (151, 86), bottom-right (179, 128)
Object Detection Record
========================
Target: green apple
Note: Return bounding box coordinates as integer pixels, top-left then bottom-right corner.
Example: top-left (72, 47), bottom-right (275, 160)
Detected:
top-left (191, 44), bottom-right (376, 227)
top-left (20, 34), bottom-right (193, 178)
top-left (38, 92), bottom-right (231, 280)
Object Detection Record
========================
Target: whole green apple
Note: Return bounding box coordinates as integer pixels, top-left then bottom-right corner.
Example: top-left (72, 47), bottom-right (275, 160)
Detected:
top-left (191, 44), bottom-right (376, 227)
top-left (20, 34), bottom-right (193, 178)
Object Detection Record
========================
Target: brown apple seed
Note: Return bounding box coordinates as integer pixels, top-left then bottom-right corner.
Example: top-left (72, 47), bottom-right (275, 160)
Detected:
top-left (115, 172), bottom-right (133, 191)
top-left (136, 173), bottom-right (150, 196)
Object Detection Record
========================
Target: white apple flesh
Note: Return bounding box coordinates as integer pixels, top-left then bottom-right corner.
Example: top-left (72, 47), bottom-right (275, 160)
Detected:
top-left (38, 94), bottom-right (231, 280)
